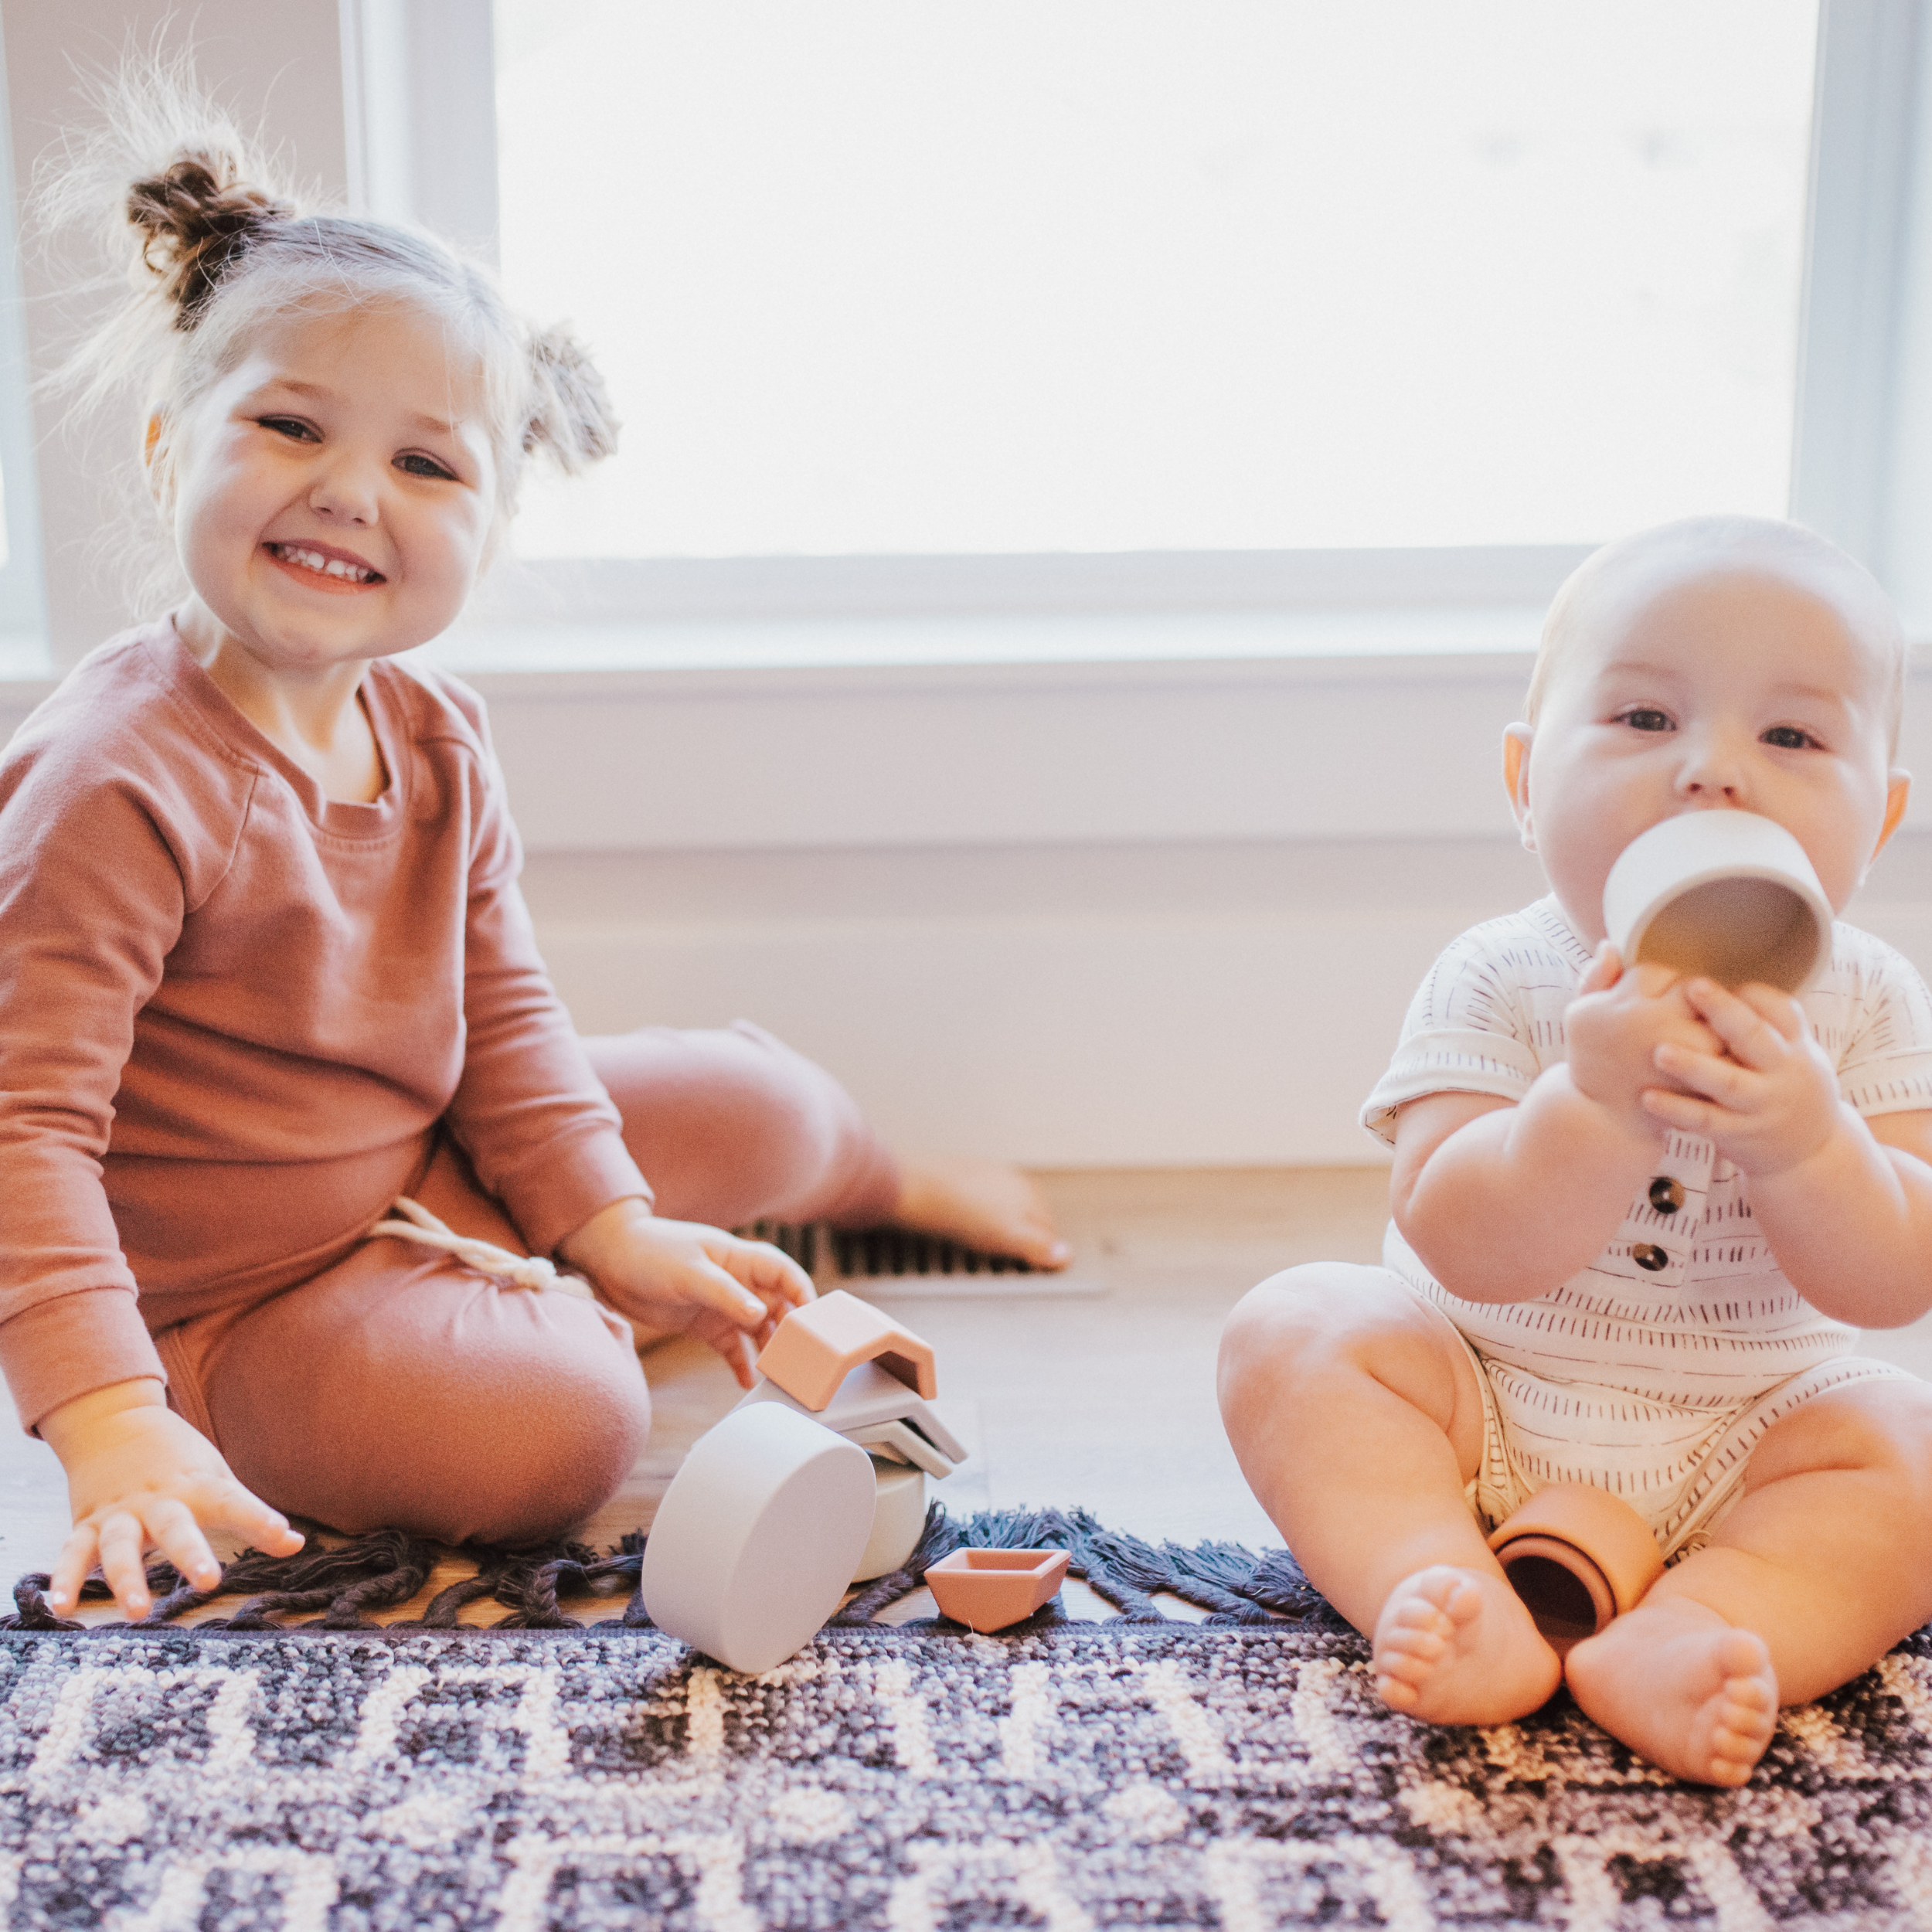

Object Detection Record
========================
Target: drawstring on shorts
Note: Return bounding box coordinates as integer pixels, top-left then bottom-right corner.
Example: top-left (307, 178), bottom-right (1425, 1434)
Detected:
top-left (369, 1196), bottom-right (595, 1299)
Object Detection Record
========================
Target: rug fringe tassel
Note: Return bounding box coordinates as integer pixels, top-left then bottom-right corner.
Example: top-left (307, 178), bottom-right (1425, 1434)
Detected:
top-left (1, 1507), bottom-right (1342, 1637)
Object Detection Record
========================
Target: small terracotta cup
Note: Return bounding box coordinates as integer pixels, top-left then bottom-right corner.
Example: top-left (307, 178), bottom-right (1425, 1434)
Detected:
top-left (1487, 1482), bottom-right (1665, 1655)
top-left (926, 1547), bottom-right (1070, 1632)
top-left (1600, 811), bottom-right (1833, 993)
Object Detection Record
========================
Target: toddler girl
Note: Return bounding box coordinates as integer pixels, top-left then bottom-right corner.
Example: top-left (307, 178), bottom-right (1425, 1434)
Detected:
top-left (2, 90), bottom-right (1063, 1622)
top-left (1220, 515), bottom-right (1932, 1785)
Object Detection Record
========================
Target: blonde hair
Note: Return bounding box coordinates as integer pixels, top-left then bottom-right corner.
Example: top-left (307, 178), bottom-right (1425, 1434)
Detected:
top-left (1525, 515), bottom-right (1906, 752)
top-left (37, 56), bottom-right (616, 605)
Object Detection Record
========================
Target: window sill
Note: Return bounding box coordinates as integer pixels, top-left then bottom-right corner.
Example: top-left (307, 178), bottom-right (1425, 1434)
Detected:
top-left (5, 619), bottom-right (1927, 856)
top-left (428, 602), bottom-right (1546, 688)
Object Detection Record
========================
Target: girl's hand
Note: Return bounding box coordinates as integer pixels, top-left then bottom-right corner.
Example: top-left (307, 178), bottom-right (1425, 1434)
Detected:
top-left (1643, 978), bottom-right (1843, 1176)
top-left (557, 1201), bottom-right (815, 1386)
top-left (39, 1379), bottom-right (304, 1620)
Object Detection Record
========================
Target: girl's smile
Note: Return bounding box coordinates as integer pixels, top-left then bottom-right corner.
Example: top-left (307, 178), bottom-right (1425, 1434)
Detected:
top-left (261, 539), bottom-right (385, 590)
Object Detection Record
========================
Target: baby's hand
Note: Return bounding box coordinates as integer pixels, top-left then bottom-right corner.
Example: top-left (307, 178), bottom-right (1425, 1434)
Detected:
top-left (1564, 944), bottom-right (1725, 1135)
top-left (1642, 978), bottom-right (1842, 1176)
top-left (557, 1201), bottom-right (815, 1386)
top-left (39, 1379), bottom-right (304, 1619)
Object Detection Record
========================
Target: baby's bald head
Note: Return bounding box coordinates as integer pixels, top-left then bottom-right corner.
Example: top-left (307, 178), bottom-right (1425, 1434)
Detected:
top-left (1526, 515), bottom-right (1905, 750)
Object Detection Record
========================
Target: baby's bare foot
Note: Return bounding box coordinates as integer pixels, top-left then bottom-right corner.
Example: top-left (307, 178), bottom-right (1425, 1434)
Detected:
top-left (1372, 1565), bottom-right (1563, 1726)
top-left (893, 1157), bottom-right (1070, 1269)
top-left (1566, 1604), bottom-right (1778, 1786)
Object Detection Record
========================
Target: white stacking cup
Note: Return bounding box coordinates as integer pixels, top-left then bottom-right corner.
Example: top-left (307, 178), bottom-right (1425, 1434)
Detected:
top-left (640, 1403), bottom-right (876, 1674)
top-left (1600, 811), bottom-right (1833, 993)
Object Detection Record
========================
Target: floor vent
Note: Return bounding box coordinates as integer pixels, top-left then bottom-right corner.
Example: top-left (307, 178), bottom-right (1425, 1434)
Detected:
top-left (737, 1222), bottom-right (1104, 1298)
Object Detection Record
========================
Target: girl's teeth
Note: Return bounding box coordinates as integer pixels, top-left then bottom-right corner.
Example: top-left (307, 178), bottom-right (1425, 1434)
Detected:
top-left (274, 543), bottom-right (375, 582)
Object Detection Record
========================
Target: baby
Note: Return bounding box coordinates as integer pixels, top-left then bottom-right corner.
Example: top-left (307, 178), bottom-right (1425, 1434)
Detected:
top-left (1219, 515), bottom-right (1932, 1785)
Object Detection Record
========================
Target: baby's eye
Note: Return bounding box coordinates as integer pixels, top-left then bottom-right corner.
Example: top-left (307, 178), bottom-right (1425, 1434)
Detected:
top-left (1617, 707), bottom-right (1673, 733)
top-left (395, 451), bottom-right (456, 481)
top-left (1761, 725), bottom-right (1818, 750)
top-left (257, 415), bottom-right (318, 442)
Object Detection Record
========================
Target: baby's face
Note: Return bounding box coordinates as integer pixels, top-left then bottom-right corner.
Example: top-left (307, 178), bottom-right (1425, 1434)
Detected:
top-left (1514, 555), bottom-right (1906, 948)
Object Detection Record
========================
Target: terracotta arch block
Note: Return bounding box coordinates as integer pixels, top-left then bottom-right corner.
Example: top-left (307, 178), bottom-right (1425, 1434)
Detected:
top-left (754, 1290), bottom-right (937, 1412)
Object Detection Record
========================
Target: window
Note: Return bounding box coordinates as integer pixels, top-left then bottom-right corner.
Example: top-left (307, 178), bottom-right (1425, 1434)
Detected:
top-left (491, 2), bottom-right (1818, 567)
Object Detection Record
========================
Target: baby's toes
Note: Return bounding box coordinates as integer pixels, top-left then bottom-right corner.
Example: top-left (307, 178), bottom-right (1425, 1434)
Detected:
top-left (1713, 1629), bottom-right (1772, 1681)
top-left (1699, 1661), bottom-right (1777, 1781)
top-left (1403, 1566), bottom-right (1483, 1628)
top-left (1714, 1682), bottom-right (1778, 1756)
top-left (1376, 1624), bottom-right (1447, 1677)
top-left (1375, 1671), bottom-right (1425, 1711)
top-left (1379, 1604), bottom-right (1456, 1667)
top-left (1704, 1734), bottom-right (1765, 1786)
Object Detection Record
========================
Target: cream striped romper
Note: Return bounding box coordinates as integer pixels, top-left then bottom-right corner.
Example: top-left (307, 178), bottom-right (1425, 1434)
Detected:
top-left (1360, 896), bottom-right (1932, 1560)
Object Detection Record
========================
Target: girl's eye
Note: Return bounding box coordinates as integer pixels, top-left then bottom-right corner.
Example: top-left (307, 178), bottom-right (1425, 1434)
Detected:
top-left (258, 415), bottom-right (318, 442)
top-left (1617, 707), bottom-right (1672, 733)
top-left (395, 452), bottom-right (456, 481)
top-left (1762, 725), bottom-right (1818, 750)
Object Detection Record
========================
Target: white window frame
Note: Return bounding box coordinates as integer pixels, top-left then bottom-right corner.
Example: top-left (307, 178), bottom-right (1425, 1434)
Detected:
top-left (1794, 0), bottom-right (1931, 613)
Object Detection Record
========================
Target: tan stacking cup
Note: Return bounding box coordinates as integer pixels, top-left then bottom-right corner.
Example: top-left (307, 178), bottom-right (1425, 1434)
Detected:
top-left (1487, 1483), bottom-right (1665, 1655)
top-left (1600, 811), bottom-right (1832, 993)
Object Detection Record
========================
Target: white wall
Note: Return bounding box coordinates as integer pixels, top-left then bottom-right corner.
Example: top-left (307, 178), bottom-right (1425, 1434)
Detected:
top-left (495, 654), bottom-right (1932, 1168)
top-left (519, 831), bottom-right (1932, 1168)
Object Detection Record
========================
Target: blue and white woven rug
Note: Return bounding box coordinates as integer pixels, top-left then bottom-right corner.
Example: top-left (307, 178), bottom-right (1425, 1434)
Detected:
top-left (1, 1509), bottom-right (1929, 1929)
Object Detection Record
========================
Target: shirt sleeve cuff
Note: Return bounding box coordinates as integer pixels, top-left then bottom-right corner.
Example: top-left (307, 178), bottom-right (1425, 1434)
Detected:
top-left (1360, 1029), bottom-right (1543, 1145)
top-left (0, 1288), bottom-right (168, 1436)
top-left (497, 1130), bottom-right (655, 1259)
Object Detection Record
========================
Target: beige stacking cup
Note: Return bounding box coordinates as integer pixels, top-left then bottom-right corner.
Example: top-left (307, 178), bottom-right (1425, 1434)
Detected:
top-left (639, 1403), bottom-right (877, 1674)
top-left (1600, 810), bottom-right (1833, 992)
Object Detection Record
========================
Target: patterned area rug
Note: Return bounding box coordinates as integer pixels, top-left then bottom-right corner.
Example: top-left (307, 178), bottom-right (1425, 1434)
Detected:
top-left (5, 1622), bottom-right (1932, 1929)
top-left (3, 1515), bottom-right (1932, 1928)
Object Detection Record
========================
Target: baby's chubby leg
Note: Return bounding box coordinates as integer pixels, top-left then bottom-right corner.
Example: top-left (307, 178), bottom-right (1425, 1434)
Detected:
top-left (1219, 1265), bottom-right (1560, 1726)
top-left (1566, 1377), bottom-right (1932, 1786)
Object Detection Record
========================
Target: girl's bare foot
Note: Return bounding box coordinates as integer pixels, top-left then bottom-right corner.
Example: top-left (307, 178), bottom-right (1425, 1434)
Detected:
top-left (1372, 1565), bottom-right (1563, 1726)
top-left (892, 1157), bottom-right (1071, 1269)
top-left (1565, 1600), bottom-right (1778, 1786)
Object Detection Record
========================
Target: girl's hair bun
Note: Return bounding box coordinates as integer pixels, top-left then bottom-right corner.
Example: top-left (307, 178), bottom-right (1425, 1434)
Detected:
top-left (523, 322), bottom-right (621, 474)
top-left (125, 145), bottom-right (293, 329)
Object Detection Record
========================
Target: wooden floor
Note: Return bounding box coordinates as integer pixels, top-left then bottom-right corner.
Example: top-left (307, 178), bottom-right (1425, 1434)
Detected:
top-left (15, 1164), bottom-right (1932, 1627)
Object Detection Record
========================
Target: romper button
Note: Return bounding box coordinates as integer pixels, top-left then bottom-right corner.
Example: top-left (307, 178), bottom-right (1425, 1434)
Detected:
top-left (1648, 1175), bottom-right (1685, 1214)
top-left (1632, 1242), bottom-right (1669, 1271)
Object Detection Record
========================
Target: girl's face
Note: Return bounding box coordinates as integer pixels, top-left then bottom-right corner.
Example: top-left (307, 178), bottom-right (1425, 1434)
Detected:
top-left (162, 303), bottom-right (498, 679)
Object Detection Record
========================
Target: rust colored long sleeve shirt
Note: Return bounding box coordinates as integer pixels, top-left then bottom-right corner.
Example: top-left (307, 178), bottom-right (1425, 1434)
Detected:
top-left (0, 619), bottom-right (649, 1429)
